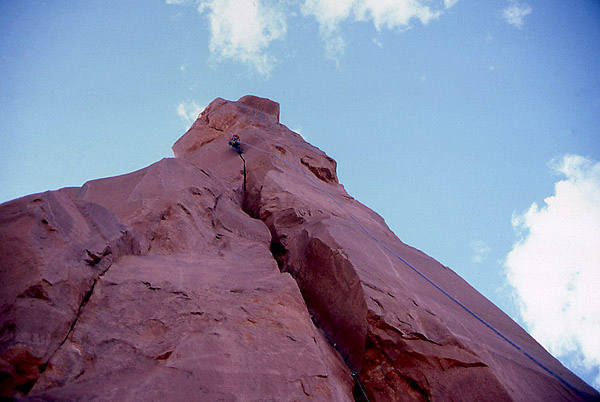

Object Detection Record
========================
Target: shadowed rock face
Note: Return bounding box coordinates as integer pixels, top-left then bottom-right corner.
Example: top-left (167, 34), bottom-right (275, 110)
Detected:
top-left (1, 95), bottom-right (598, 401)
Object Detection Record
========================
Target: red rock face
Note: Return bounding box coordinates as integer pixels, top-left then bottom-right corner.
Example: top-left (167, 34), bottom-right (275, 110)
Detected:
top-left (1, 95), bottom-right (598, 400)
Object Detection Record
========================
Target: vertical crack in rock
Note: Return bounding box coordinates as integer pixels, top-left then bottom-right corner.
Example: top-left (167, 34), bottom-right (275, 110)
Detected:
top-left (0, 189), bottom-right (145, 398)
top-left (238, 148), bottom-right (509, 400)
top-left (241, 198), bottom-right (370, 401)
top-left (31, 230), bottom-right (140, 395)
top-left (269, 237), bottom-right (287, 270)
top-left (42, 261), bottom-right (112, 376)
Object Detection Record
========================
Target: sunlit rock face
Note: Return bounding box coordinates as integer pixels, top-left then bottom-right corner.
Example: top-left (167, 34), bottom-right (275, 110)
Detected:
top-left (1, 95), bottom-right (597, 401)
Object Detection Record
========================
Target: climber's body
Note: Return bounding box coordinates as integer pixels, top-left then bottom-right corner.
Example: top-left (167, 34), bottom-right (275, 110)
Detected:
top-left (228, 135), bottom-right (243, 154)
top-left (228, 134), bottom-right (246, 193)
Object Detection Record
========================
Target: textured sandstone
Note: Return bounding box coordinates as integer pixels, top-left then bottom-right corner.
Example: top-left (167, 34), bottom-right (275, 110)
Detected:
top-left (1, 95), bottom-right (598, 401)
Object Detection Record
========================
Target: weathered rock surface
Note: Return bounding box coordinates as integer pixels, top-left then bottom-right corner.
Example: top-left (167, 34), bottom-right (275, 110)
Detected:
top-left (1, 95), bottom-right (598, 400)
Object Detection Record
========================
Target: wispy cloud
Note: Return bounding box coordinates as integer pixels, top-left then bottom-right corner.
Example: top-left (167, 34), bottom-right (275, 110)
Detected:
top-left (167, 0), bottom-right (457, 72)
top-left (196, 0), bottom-right (287, 75)
top-left (371, 37), bottom-right (383, 48)
top-left (505, 154), bottom-right (600, 388)
top-left (301, 0), bottom-right (450, 61)
top-left (354, 0), bottom-right (441, 30)
top-left (300, 0), bottom-right (353, 61)
top-left (502, 0), bottom-right (532, 28)
top-left (177, 101), bottom-right (205, 125)
top-left (470, 240), bottom-right (491, 263)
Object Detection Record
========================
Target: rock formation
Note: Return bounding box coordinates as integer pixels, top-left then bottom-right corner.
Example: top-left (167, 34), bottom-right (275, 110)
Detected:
top-left (1, 95), bottom-right (598, 400)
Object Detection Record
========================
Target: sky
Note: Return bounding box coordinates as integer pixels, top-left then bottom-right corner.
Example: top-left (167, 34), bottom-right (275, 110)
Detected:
top-left (1, 0), bottom-right (599, 390)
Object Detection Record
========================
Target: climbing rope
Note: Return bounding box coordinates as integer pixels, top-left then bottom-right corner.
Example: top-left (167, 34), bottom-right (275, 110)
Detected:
top-left (238, 140), bottom-right (587, 399)
top-left (352, 371), bottom-right (370, 402)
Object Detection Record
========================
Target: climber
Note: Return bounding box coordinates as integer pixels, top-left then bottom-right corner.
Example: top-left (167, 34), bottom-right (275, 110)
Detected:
top-left (228, 134), bottom-right (243, 154)
top-left (228, 134), bottom-right (247, 194)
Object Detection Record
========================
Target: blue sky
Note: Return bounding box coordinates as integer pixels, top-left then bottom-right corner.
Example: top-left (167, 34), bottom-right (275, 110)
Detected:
top-left (1, 0), bottom-right (599, 390)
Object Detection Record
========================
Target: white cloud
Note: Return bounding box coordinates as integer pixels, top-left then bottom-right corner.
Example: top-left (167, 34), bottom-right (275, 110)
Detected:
top-left (167, 0), bottom-right (454, 71)
top-left (471, 240), bottom-right (491, 263)
top-left (302, 0), bottom-right (354, 32)
top-left (197, 0), bottom-right (287, 75)
top-left (177, 101), bottom-right (205, 125)
top-left (301, 0), bottom-right (353, 61)
top-left (505, 154), bottom-right (600, 388)
top-left (444, 0), bottom-right (459, 8)
top-left (502, 0), bottom-right (532, 28)
top-left (354, 0), bottom-right (440, 30)
top-left (302, 0), bottom-right (446, 60)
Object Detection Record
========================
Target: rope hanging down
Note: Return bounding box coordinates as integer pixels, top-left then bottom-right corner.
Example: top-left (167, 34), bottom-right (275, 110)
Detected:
top-left (352, 371), bottom-right (370, 402)
top-left (238, 140), bottom-right (586, 399)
